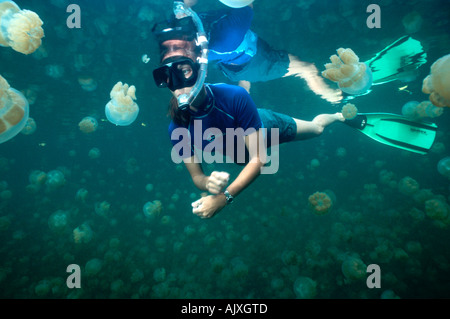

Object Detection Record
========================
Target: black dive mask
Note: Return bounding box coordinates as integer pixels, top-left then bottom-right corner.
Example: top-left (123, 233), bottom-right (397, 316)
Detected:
top-left (153, 56), bottom-right (200, 92)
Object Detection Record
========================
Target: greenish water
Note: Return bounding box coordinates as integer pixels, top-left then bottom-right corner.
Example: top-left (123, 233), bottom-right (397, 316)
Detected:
top-left (0, 0), bottom-right (449, 299)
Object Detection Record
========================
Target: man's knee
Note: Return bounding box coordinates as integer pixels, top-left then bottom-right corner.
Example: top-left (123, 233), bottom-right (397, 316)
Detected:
top-left (315, 125), bottom-right (324, 136)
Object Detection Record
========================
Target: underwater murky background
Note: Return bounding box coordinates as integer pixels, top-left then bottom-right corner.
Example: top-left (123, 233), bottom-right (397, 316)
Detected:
top-left (0, 0), bottom-right (450, 298)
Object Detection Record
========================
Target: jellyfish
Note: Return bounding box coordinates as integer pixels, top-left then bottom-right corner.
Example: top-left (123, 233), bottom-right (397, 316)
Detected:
top-left (78, 76), bottom-right (97, 92)
top-left (29, 169), bottom-right (46, 186)
top-left (425, 198), bottom-right (449, 222)
top-left (85, 258), bottom-right (103, 276)
top-left (336, 147), bottom-right (347, 157)
top-left (341, 103), bottom-right (358, 120)
top-left (415, 101), bottom-right (444, 119)
top-left (143, 200), bottom-right (162, 218)
top-left (34, 280), bottom-right (51, 297)
top-left (218, 0), bottom-right (254, 8)
top-left (401, 101), bottom-right (420, 118)
top-left (0, 188), bottom-right (11, 200)
top-left (402, 11), bottom-right (423, 34)
top-left (95, 200), bottom-right (110, 218)
top-left (308, 191), bottom-right (332, 215)
top-left (231, 257), bottom-right (249, 278)
top-left (422, 54), bottom-right (450, 107)
top-left (437, 157), bottom-right (450, 179)
top-left (73, 223), bottom-right (93, 244)
top-left (402, 100), bottom-right (444, 120)
top-left (153, 267), bottom-right (166, 283)
top-left (309, 158), bottom-right (320, 170)
top-left (0, 1), bottom-right (44, 55)
top-left (20, 117), bottom-right (36, 135)
top-left (88, 147), bottom-right (100, 159)
top-left (75, 188), bottom-right (88, 202)
top-left (105, 82), bottom-right (139, 126)
top-left (45, 169), bottom-right (66, 190)
top-left (130, 269), bottom-right (144, 283)
top-left (141, 54), bottom-right (150, 64)
top-left (45, 64), bottom-right (64, 79)
top-left (322, 48), bottom-right (373, 95)
top-left (145, 183), bottom-right (154, 192)
top-left (138, 7), bottom-right (154, 22)
top-left (78, 116), bottom-right (98, 133)
top-left (0, 74), bottom-right (29, 144)
top-left (381, 290), bottom-right (400, 299)
top-left (398, 176), bottom-right (419, 196)
top-left (293, 276), bottom-right (317, 299)
top-left (48, 210), bottom-right (69, 233)
top-left (341, 256), bottom-right (366, 281)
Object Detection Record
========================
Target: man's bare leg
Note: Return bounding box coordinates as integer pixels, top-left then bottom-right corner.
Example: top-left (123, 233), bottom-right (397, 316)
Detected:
top-left (293, 113), bottom-right (345, 140)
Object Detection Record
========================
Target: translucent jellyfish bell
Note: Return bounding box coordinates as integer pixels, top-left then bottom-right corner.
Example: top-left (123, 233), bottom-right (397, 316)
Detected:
top-left (78, 116), bottom-right (98, 133)
top-left (219, 0), bottom-right (254, 8)
top-left (401, 101), bottom-right (420, 119)
top-left (341, 256), bottom-right (366, 281)
top-left (341, 103), bottom-right (358, 120)
top-left (415, 101), bottom-right (444, 119)
top-left (78, 76), bottom-right (97, 92)
top-left (402, 100), bottom-right (444, 120)
top-left (105, 82), bottom-right (139, 126)
top-left (322, 48), bottom-right (373, 95)
top-left (308, 191), bottom-right (333, 215)
top-left (73, 223), bottom-right (93, 244)
top-left (0, 1), bottom-right (44, 55)
top-left (48, 210), bottom-right (69, 233)
top-left (85, 258), bottom-right (103, 276)
top-left (437, 157), bottom-right (450, 179)
top-left (293, 276), bottom-right (317, 299)
top-left (422, 54), bottom-right (450, 107)
top-left (45, 169), bottom-right (65, 190)
top-left (0, 74), bottom-right (29, 144)
top-left (143, 200), bottom-right (162, 219)
top-left (88, 147), bottom-right (100, 159)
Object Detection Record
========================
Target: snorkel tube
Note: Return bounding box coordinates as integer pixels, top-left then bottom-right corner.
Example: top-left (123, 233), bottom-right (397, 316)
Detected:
top-left (173, 1), bottom-right (209, 111)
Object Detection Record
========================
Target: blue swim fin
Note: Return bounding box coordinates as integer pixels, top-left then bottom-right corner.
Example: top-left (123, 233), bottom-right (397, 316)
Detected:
top-left (345, 113), bottom-right (437, 155)
top-left (365, 36), bottom-right (427, 85)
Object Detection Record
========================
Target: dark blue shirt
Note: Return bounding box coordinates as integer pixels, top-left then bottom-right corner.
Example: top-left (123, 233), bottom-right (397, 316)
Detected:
top-left (169, 84), bottom-right (262, 162)
top-left (200, 7), bottom-right (255, 65)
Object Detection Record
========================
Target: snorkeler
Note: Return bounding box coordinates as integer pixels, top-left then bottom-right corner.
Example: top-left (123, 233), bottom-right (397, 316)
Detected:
top-left (153, 3), bottom-right (345, 219)
top-left (153, 0), bottom-right (343, 103)
top-left (158, 1), bottom-right (428, 104)
top-left (152, 2), bottom-right (437, 219)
